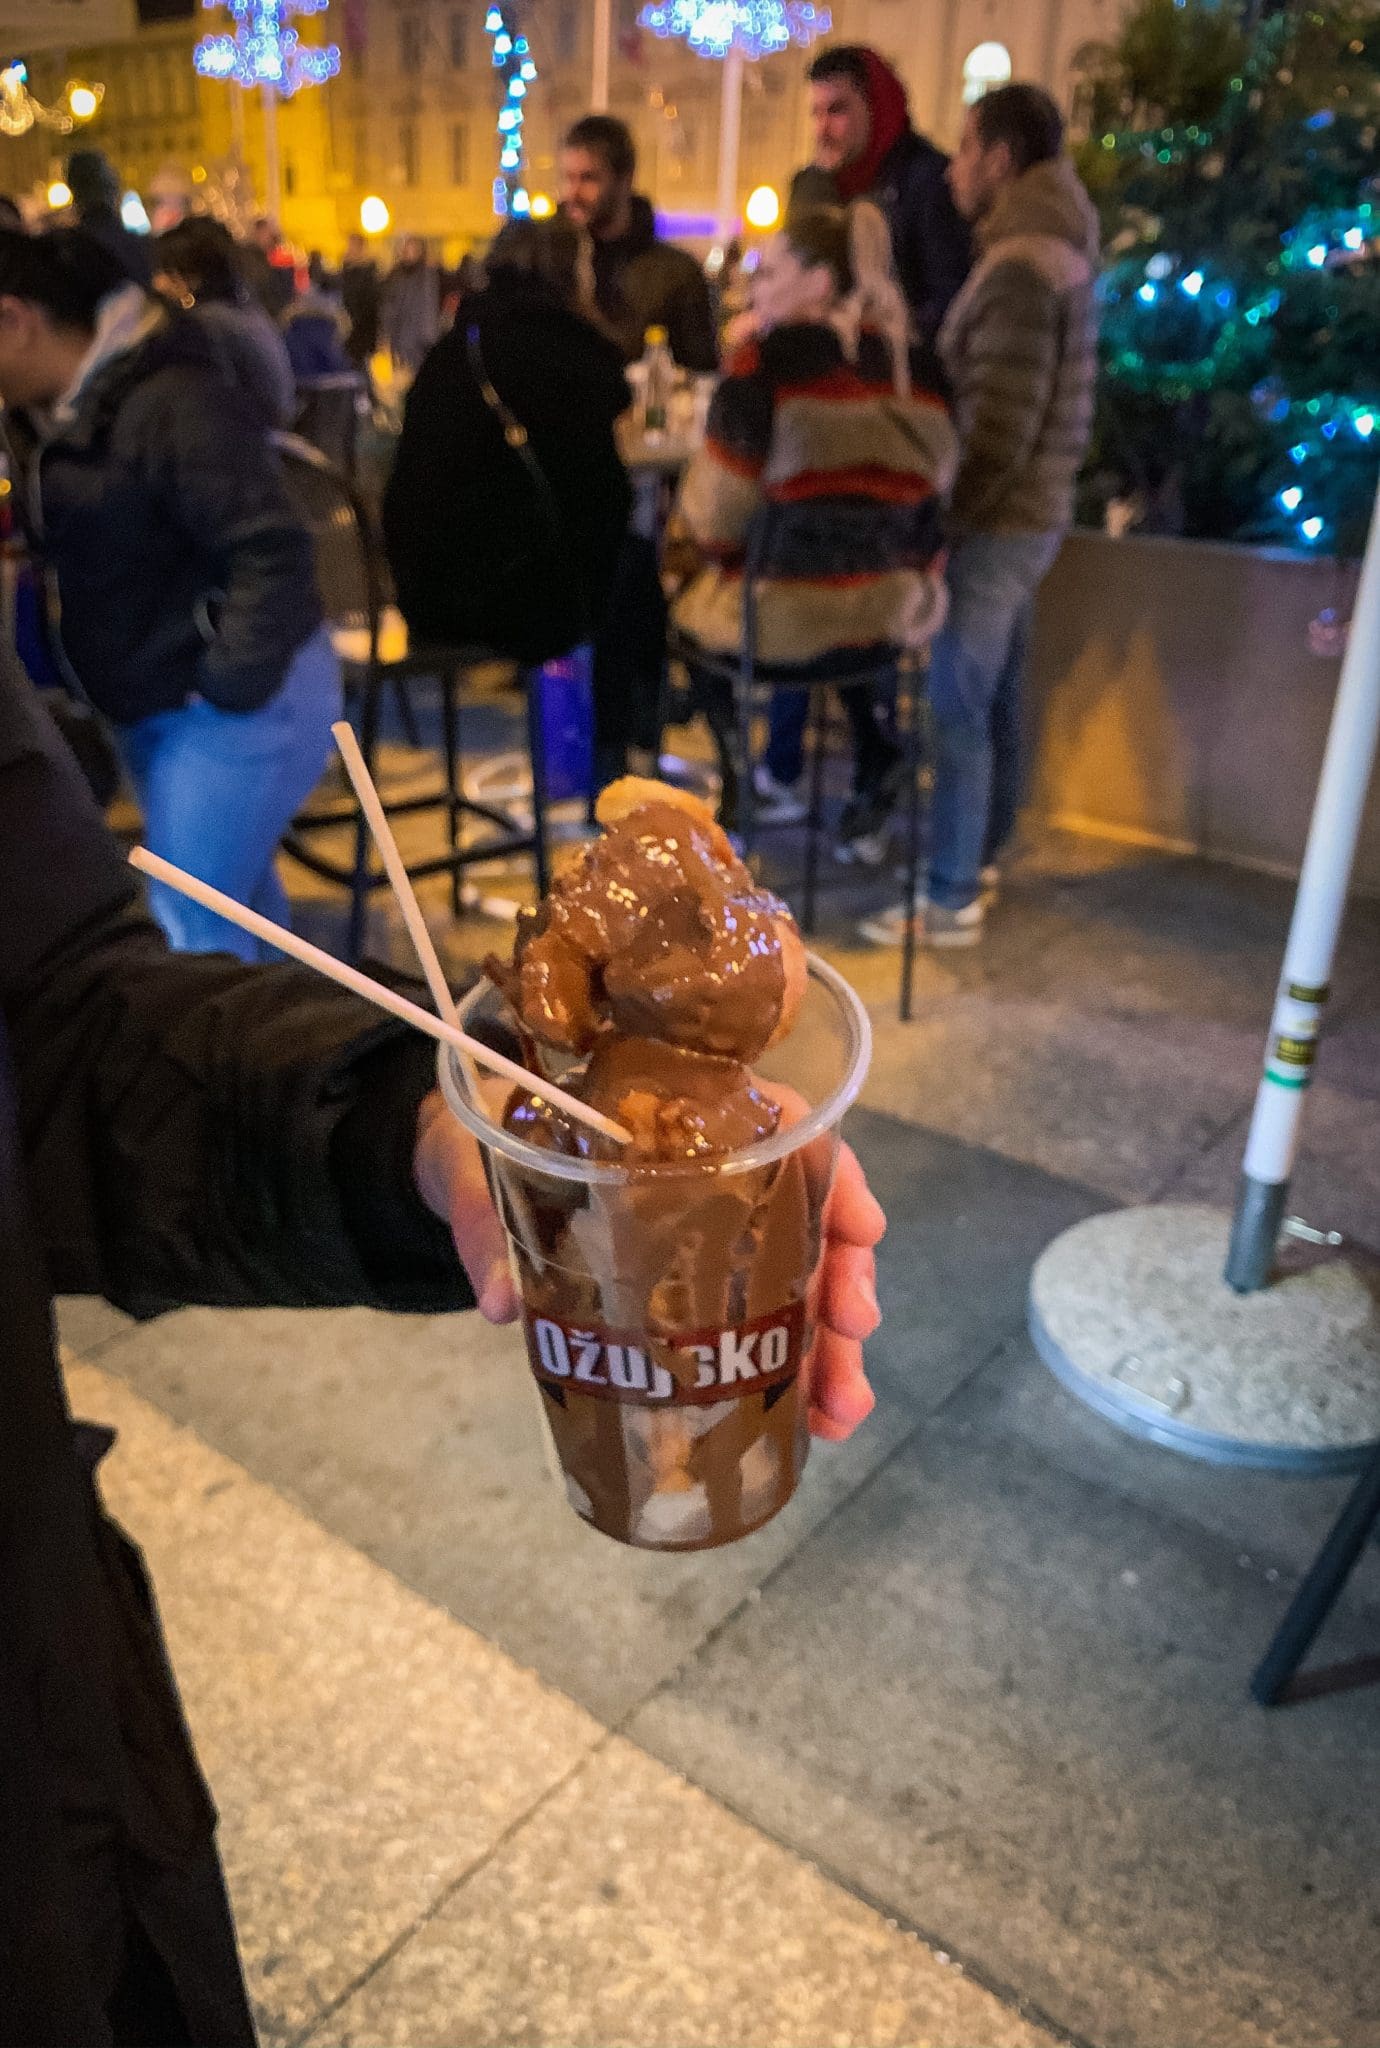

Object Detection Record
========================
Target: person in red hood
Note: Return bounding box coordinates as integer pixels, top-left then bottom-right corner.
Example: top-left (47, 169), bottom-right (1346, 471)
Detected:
top-left (789, 45), bottom-right (972, 341)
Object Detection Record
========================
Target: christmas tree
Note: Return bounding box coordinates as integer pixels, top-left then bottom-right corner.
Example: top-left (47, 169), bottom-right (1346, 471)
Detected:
top-left (1074, 0), bottom-right (1380, 556)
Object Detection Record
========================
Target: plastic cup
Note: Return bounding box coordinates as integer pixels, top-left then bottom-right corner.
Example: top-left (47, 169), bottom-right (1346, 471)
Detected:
top-left (438, 955), bottom-right (871, 1551)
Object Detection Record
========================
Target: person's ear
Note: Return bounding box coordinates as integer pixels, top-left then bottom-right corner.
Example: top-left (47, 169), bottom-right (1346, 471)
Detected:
top-left (990, 138), bottom-right (1016, 184)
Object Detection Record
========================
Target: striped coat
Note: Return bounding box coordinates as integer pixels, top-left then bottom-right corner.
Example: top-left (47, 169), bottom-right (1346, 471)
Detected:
top-left (673, 324), bottom-right (956, 668)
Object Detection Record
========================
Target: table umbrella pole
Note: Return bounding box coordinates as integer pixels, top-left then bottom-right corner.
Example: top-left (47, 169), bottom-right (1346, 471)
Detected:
top-left (715, 44), bottom-right (745, 246)
top-left (591, 0), bottom-right (611, 111)
top-left (1225, 476), bottom-right (1380, 1292)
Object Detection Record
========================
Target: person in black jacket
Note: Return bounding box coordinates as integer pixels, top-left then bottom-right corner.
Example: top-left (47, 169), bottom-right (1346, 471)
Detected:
top-left (383, 214), bottom-right (632, 672)
top-left (0, 228), bottom-right (340, 959)
top-left (790, 46), bottom-right (971, 343)
top-left (0, 641), bottom-right (883, 2044)
top-left (559, 114), bottom-right (718, 372)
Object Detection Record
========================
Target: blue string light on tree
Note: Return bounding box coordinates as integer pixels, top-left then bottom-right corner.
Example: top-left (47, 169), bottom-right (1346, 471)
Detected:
top-left (194, 0), bottom-right (339, 92)
top-left (486, 4), bottom-right (537, 217)
top-left (637, 0), bottom-right (828, 62)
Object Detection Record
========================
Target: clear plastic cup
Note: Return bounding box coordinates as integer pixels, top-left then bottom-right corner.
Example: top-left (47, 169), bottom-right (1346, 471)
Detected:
top-left (438, 955), bottom-right (871, 1551)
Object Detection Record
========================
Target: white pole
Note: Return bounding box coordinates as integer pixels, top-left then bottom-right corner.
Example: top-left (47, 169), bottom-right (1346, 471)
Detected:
top-left (715, 43), bottom-right (745, 245)
top-left (591, 0), bottom-right (612, 111)
top-left (1225, 474), bottom-right (1380, 1290)
top-left (260, 82), bottom-right (282, 219)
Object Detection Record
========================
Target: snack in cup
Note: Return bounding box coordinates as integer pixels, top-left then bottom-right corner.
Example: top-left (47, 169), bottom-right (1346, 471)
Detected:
top-left (440, 779), bottom-right (870, 1550)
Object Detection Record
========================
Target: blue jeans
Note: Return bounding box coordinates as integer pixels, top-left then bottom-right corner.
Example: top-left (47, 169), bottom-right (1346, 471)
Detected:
top-left (927, 531), bottom-right (1062, 909)
top-left (119, 629), bottom-right (343, 959)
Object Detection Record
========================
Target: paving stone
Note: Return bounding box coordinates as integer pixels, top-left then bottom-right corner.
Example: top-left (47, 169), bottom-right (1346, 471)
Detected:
top-left (626, 1421), bottom-right (1380, 2048)
top-left (55, 1293), bottom-right (135, 1357)
top-left (65, 1362), bottom-right (606, 2041)
top-left (307, 1737), bottom-right (1058, 2048)
top-left (858, 989), bottom-right (1251, 1204)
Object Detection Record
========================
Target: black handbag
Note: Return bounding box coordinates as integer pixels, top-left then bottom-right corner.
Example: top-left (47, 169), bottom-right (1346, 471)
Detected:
top-left (464, 322), bottom-right (590, 651)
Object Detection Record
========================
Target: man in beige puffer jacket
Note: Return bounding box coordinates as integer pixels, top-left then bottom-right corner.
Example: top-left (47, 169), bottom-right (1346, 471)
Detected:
top-left (864, 84), bottom-right (1100, 949)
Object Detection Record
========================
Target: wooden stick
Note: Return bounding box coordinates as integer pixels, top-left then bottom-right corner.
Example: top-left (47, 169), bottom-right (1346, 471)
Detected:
top-left (329, 720), bottom-right (481, 1102)
top-left (128, 846), bottom-right (632, 1146)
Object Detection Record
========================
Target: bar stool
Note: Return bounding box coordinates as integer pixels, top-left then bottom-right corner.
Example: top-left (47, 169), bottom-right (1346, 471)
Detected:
top-left (271, 431), bottom-right (551, 962)
top-left (668, 518), bottom-right (928, 1021)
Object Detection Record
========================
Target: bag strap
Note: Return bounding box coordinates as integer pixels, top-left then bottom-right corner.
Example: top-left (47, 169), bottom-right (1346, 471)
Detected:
top-left (465, 322), bottom-right (569, 557)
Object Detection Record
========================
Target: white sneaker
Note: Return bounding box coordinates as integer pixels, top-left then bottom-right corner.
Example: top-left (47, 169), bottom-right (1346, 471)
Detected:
top-left (858, 896), bottom-right (986, 949)
top-left (750, 765), bottom-right (808, 825)
top-left (834, 828), bottom-right (891, 868)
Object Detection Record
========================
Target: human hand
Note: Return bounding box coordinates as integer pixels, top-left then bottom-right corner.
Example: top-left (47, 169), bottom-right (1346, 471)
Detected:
top-left (804, 1142), bottom-right (884, 1441)
top-left (412, 1087), bottom-right (519, 1323)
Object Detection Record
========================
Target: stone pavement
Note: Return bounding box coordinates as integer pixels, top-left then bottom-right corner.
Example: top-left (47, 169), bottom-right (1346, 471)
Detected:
top-left (66, 748), bottom-right (1380, 2047)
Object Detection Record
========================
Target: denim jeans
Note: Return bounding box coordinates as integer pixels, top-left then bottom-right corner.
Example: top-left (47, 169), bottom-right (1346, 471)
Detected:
top-left (118, 628), bottom-right (343, 959)
top-left (926, 531), bottom-right (1063, 910)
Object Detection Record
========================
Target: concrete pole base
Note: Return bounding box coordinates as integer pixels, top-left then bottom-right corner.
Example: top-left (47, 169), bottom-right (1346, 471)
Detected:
top-left (1029, 1205), bottom-right (1380, 1472)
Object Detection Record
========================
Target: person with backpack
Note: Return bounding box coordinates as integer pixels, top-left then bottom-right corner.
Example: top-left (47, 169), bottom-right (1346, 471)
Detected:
top-left (383, 215), bottom-right (632, 675)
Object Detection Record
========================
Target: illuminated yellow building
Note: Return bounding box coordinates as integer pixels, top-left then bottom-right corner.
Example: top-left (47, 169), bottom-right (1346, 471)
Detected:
top-left (2, 0), bottom-right (1124, 257)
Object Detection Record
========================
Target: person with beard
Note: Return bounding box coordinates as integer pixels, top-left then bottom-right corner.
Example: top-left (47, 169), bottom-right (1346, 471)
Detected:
top-left (790, 45), bottom-right (971, 343)
top-left (558, 113), bottom-right (717, 372)
top-left (381, 234), bottom-right (442, 375)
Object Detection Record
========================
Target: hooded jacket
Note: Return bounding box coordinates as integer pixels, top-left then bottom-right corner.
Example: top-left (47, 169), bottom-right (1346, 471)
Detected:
top-left (789, 51), bottom-right (972, 341)
top-left (938, 155), bottom-right (1100, 537)
top-left (584, 194), bottom-right (719, 371)
top-left (6, 287), bottom-right (320, 724)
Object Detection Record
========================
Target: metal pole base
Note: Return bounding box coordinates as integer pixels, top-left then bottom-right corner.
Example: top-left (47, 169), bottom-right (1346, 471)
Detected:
top-left (1224, 1173), bottom-right (1289, 1294)
top-left (1030, 1205), bottom-right (1380, 1472)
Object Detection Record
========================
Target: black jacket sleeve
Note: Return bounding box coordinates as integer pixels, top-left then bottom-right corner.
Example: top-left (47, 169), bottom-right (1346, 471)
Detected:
top-left (139, 367), bottom-right (322, 712)
top-left (667, 259), bottom-right (720, 375)
top-left (895, 147), bottom-right (973, 342)
top-left (0, 650), bottom-right (470, 1319)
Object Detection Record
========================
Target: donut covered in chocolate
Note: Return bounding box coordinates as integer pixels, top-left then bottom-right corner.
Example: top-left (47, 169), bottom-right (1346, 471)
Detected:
top-left (493, 779), bottom-right (806, 1063)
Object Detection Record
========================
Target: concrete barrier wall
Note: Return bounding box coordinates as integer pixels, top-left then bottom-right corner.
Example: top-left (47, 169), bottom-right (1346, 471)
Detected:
top-left (1027, 530), bottom-right (1380, 897)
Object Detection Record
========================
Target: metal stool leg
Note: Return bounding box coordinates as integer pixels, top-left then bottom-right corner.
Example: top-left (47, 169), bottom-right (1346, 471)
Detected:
top-left (802, 685), bottom-right (826, 936)
top-left (524, 668), bottom-right (551, 900)
top-left (392, 671), bottom-right (421, 747)
top-left (901, 656), bottom-right (923, 1023)
top-left (1251, 1441), bottom-right (1380, 1706)
top-left (438, 665), bottom-right (463, 918)
top-left (735, 681), bottom-right (759, 861)
top-left (347, 673), bottom-right (380, 963)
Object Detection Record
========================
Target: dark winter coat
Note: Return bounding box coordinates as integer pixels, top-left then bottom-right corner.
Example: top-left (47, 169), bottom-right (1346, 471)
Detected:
top-left (938, 156), bottom-right (1100, 536)
top-left (582, 195), bottom-right (719, 371)
top-left (0, 644), bottom-right (471, 2043)
top-left (383, 270), bottom-right (632, 664)
top-left (6, 298), bottom-right (320, 725)
top-left (789, 52), bottom-right (971, 343)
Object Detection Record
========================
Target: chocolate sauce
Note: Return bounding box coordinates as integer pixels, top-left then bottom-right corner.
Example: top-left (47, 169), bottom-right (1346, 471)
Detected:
top-left (506, 800), bottom-right (790, 1063)
top-left (486, 789), bottom-right (826, 1550)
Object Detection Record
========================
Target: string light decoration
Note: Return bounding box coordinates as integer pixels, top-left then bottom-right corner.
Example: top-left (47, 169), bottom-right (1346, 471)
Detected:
top-left (486, 4), bottom-right (537, 218)
top-left (0, 62), bottom-right (75, 137)
top-left (194, 0), bottom-right (340, 94)
top-left (1076, 0), bottom-right (1380, 557)
top-left (637, 0), bottom-right (828, 61)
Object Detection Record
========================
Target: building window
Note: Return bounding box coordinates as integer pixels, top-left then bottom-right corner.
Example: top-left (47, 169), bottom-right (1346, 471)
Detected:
top-left (400, 119), bottom-right (419, 185)
top-left (399, 16), bottom-right (422, 70)
top-left (284, 160), bottom-right (296, 196)
top-left (349, 41), bottom-right (365, 79)
top-left (449, 11), bottom-right (467, 67)
top-left (556, 2), bottom-right (578, 62)
top-left (450, 121), bottom-right (469, 185)
top-left (962, 41), bottom-right (1012, 105)
top-left (353, 122), bottom-right (369, 186)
